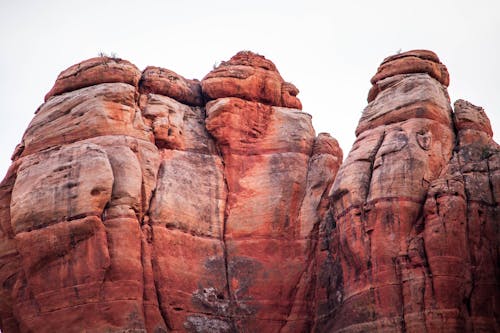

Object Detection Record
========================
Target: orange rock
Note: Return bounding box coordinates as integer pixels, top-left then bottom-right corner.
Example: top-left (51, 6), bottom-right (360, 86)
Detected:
top-left (453, 99), bottom-right (494, 137)
top-left (11, 142), bottom-right (114, 233)
top-left (368, 49), bottom-right (450, 102)
top-left (140, 93), bottom-right (217, 153)
top-left (139, 66), bottom-right (204, 106)
top-left (1, 50), bottom-right (498, 333)
top-left (281, 81), bottom-right (303, 109)
top-left (44, 56), bottom-right (141, 101)
top-left (381, 49), bottom-right (441, 64)
top-left (359, 73), bottom-right (453, 135)
top-left (149, 150), bottom-right (225, 238)
top-left (205, 97), bottom-right (313, 155)
top-left (21, 83), bottom-right (152, 157)
top-left (322, 50), bottom-right (499, 333)
top-left (202, 51), bottom-right (302, 109)
top-left (421, 99), bottom-right (499, 331)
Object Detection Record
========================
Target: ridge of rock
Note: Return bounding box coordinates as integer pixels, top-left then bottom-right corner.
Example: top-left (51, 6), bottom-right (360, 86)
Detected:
top-left (368, 49), bottom-right (450, 102)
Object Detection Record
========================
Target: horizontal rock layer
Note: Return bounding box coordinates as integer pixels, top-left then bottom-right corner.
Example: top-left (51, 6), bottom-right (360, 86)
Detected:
top-left (0, 51), bottom-right (343, 333)
top-left (320, 50), bottom-right (499, 333)
top-left (0, 49), bottom-right (498, 333)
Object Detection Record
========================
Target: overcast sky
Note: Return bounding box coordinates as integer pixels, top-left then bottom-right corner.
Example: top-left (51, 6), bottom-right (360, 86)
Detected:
top-left (1, 0), bottom-right (499, 179)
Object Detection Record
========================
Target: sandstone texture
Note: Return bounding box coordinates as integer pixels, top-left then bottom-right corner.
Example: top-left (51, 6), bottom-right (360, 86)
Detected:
top-left (202, 51), bottom-right (302, 109)
top-left (0, 50), bottom-right (498, 333)
top-left (320, 50), bottom-right (499, 332)
top-left (0, 51), bottom-right (342, 332)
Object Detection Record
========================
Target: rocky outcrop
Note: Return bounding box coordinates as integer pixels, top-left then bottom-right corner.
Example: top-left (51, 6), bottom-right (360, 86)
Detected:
top-left (202, 51), bottom-right (302, 109)
top-left (320, 50), bottom-right (499, 332)
top-left (0, 52), bottom-right (342, 332)
top-left (0, 50), bottom-right (498, 333)
top-left (44, 56), bottom-right (142, 102)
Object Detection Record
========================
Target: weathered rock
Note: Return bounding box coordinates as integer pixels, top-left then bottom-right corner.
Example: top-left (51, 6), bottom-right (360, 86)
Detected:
top-left (321, 50), bottom-right (499, 333)
top-left (453, 99), bottom-right (494, 137)
top-left (11, 142), bottom-right (114, 233)
top-left (139, 66), bottom-right (204, 107)
top-left (203, 95), bottom-right (322, 331)
top-left (139, 93), bottom-right (217, 153)
top-left (4, 51), bottom-right (345, 332)
top-left (202, 51), bottom-right (302, 109)
top-left (279, 133), bottom-right (343, 332)
top-left (420, 99), bottom-right (500, 331)
top-left (44, 56), bottom-right (141, 101)
top-left (368, 50), bottom-right (450, 102)
top-left (359, 73), bottom-right (453, 135)
top-left (205, 97), bottom-right (313, 156)
top-left (1, 50), bottom-right (498, 333)
top-left (19, 83), bottom-right (152, 158)
top-left (0, 161), bottom-right (21, 333)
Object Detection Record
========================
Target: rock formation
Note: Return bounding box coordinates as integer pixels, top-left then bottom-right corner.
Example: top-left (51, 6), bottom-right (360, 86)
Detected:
top-left (0, 50), bottom-right (498, 333)
top-left (320, 50), bottom-right (499, 332)
top-left (0, 51), bottom-right (342, 332)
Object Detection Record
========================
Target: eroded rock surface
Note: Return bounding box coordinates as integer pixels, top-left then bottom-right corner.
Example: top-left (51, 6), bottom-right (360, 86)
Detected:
top-left (319, 50), bottom-right (499, 332)
top-left (0, 51), bottom-right (342, 332)
top-left (0, 50), bottom-right (498, 333)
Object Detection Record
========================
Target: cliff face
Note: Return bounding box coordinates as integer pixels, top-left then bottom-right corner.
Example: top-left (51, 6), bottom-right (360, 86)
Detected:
top-left (0, 50), bottom-right (497, 333)
top-left (320, 51), bottom-right (499, 332)
top-left (0, 52), bottom-right (342, 332)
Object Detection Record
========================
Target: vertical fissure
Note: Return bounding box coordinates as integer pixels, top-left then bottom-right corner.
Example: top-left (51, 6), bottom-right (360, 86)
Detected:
top-left (151, 257), bottom-right (173, 331)
top-left (141, 163), bottom-right (172, 331)
top-left (393, 258), bottom-right (407, 333)
top-left (278, 144), bottom-right (318, 332)
top-left (365, 130), bottom-right (386, 202)
top-left (486, 158), bottom-right (497, 205)
top-left (209, 127), bottom-right (238, 329)
top-left (220, 158), bottom-right (234, 306)
top-left (455, 142), bottom-right (474, 325)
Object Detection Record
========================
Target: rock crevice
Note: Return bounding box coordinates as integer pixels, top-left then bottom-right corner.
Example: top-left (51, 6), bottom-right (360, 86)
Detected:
top-left (0, 50), bottom-right (498, 333)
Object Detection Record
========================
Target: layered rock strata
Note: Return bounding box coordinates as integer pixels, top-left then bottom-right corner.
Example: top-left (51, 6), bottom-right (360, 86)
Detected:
top-left (0, 52), bottom-right (342, 332)
top-left (320, 50), bottom-right (499, 332)
top-left (0, 50), bottom-right (498, 333)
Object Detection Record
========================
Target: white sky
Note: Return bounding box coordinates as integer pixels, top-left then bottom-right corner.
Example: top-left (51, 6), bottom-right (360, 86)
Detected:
top-left (1, 0), bottom-right (499, 179)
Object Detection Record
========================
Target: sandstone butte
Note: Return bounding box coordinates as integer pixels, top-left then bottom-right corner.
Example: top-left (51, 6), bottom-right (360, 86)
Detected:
top-left (0, 50), bottom-right (498, 333)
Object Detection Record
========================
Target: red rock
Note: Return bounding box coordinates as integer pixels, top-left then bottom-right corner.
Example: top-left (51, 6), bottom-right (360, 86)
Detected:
top-left (149, 150), bottom-right (225, 237)
top-left (381, 49), bottom-right (441, 64)
top-left (279, 134), bottom-right (343, 332)
top-left (420, 99), bottom-right (500, 331)
top-left (358, 73), bottom-right (453, 135)
top-left (139, 93), bottom-right (217, 153)
top-left (20, 83), bottom-right (152, 158)
top-left (1, 50), bottom-right (499, 333)
top-left (453, 99), bottom-right (494, 137)
top-left (6, 51), bottom-right (337, 332)
top-left (205, 97), bottom-right (313, 156)
top-left (202, 51), bottom-right (302, 109)
top-left (0, 161), bottom-right (21, 333)
top-left (322, 50), bottom-right (499, 333)
top-left (139, 66), bottom-right (204, 106)
top-left (368, 49), bottom-right (450, 102)
top-left (204, 95), bottom-right (324, 330)
top-left (44, 56), bottom-right (141, 101)
top-left (10, 142), bottom-right (114, 232)
top-left (281, 81), bottom-right (303, 109)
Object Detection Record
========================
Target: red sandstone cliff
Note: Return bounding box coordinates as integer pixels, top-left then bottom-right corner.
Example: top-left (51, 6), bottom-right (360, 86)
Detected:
top-left (320, 51), bottom-right (499, 332)
top-left (0, 50), bottom-right (497, 333)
